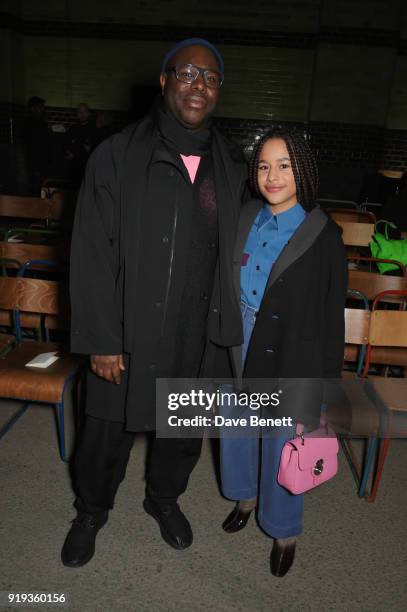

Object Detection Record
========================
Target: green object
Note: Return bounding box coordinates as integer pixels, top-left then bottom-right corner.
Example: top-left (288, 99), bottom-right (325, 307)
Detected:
top-left (370, 220), bottom-right (407, 273)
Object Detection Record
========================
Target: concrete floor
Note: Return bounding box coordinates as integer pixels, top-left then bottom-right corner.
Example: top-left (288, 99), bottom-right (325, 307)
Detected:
top-left (0, 400), bottom-right (406, 612)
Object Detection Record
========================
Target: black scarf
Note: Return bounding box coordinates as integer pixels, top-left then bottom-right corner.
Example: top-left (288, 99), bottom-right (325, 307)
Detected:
top-left (153, 98), bottom-right (212, 156)
top-left (120, 107), bottom-right (244, 354)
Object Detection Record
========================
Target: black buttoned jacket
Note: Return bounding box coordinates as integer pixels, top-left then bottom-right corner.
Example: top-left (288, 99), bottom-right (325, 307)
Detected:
top-left (69, 114), bottom-right (248, 431)
top-left (206, 200), bottom-right (348, 427)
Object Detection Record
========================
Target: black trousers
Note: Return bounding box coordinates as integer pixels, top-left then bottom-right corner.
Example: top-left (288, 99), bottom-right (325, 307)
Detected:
top-left (74, 415), bottom-right (203, 515)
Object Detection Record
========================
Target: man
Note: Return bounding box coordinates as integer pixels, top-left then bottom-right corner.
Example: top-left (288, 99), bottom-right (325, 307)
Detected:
top-left (64, 103), bottom-right (96, 187)
top-left (62, 38), bottom-right (247, 568)
top-left (22, 96), bottom-right (53, 195)
top-left (94, 111), bottom-right (115, 147)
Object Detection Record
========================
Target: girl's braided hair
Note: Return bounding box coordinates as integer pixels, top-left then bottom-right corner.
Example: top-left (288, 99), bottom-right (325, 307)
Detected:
top-left (248, 127), bottom-right (319, 212)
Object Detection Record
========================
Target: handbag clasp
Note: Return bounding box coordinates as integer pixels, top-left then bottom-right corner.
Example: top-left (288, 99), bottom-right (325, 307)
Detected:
top-left (313, 459), bottom-right (324, 475)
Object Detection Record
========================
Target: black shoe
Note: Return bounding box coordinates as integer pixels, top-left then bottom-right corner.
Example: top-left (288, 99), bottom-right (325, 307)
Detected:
top-left (222, 505), bottom-right (253, 533)
top-left (61, 512), bottom-right (108, 568)
top-left (143, 498), bottom-right (193, 550)
top-left (270, 539), bottom-right (296, 577)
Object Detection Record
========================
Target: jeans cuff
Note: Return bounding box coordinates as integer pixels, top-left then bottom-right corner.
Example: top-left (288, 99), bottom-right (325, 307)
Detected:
top-left (222, 487), bottom-right (257, 501)
top-left (258, 511), bottom-right (302, 539)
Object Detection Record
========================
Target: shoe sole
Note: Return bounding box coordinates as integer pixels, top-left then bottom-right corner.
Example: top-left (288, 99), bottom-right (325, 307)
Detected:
top-left (143, 499), bottom-right (192, 550)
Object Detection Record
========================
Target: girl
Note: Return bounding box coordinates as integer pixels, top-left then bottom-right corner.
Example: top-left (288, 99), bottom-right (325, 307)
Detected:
top-left (219, 127), bottom-right (347, 577)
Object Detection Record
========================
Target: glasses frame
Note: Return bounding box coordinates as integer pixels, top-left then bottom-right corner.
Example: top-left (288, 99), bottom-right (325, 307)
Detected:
top-left (166, 64), bottom-right (224, 89)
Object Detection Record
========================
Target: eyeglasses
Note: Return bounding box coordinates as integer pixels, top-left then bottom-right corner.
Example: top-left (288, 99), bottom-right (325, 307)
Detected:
top-left (166, 64), bottom-right (224, 89)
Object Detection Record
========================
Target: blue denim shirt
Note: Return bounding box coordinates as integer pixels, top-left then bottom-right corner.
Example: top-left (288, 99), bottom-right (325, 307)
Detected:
top-left (240, 202), bottom-right (306, 309)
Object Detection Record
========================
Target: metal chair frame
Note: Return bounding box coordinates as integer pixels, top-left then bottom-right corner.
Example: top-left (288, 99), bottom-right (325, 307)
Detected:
top-left (359, 290), bottom-right (407, 501)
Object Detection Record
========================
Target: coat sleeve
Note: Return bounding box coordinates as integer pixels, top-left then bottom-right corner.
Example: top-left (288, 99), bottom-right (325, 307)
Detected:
top-left (322, 225), bottom-right (348, 377)
top-left (69, 137), bottom-right (123, 355)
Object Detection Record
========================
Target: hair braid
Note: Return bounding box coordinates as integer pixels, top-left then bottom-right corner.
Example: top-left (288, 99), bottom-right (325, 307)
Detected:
top-left (248, 126), bottom-right (319, 212)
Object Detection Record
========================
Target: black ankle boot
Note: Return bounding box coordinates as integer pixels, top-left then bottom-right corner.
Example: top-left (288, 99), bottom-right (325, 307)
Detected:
top-left (61, 512), bottom-right (108, 568)
top-left (270, 539), bottom-right (296, 577)
top-left (222, 505), bottom-right (253, 533)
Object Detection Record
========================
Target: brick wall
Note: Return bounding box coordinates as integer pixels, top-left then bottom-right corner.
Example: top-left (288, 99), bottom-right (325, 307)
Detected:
top-left (1, 0), bottom-right (407, 174)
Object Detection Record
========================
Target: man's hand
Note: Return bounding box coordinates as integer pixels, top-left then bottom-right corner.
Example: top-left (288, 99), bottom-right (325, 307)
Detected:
top-left (90, 354), bottom-right (125, 384)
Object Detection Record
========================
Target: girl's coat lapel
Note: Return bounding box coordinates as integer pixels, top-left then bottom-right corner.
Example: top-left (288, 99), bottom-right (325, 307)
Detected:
top-left (233, 200), bottom-right (328, 302)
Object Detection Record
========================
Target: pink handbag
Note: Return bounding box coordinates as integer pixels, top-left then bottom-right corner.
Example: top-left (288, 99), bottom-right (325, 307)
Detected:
top-left (277, 424), bottom-right (339, 495)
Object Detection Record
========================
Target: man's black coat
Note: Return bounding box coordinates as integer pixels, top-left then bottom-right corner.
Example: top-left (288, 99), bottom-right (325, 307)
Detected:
top-left (69, 114), bottom-right (247, 431)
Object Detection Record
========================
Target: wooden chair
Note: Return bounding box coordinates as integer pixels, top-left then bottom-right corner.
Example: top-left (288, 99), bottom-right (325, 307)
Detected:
top-left (3, 227), bottom-right (62, 244)
top-left (327, 208), bottom-right (375, 251)
top-left (0, 251), bottom-right (68, 340)
top-left (348, 264), bottom-right (407, 372)
top-left (340, 292), bottom-right (376, 488)
top-left (327, 208), bottom-right (376, 224)
top-left (378, 170), bottom-right (403, 180)
top-left (0, 332), bottom-right (15, 356)
top-left (348, 267), bottom-right (407, 301)
top-left (0, 195), bottom-right (51, 221)
top-left (347, 255), bottom-right (407, 277)
top-left (318, 199), bottom-right (359, 210)
top-left (340, 222), bottom-right (374, 248)
top-left (0, 277), bottom-right (82, 461)
top-left (344, 290), bottom-right (370, 374)
top-left (358, 290), bottom-right (407, 502)
top-left (0, 241), bottom-right (69, 274)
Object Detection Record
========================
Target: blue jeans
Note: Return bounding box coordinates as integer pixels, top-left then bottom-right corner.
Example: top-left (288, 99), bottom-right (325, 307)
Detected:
top-left (220, 301), bottom-right (304, 538)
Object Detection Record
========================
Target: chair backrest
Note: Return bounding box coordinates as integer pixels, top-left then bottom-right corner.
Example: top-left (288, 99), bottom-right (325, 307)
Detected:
top-left (15, 278), bottom-right (64, 316)
top-left (0, 276), bottom-right (69, 337)
top-left (337, 221), bottom-right (375, 247)
top-left (3, 227), bottom-right (62, 244)
top-left (347, 255), bottom-right (407, 277)
top-left (0, 195), bottom-right (51, 220)
top-left (0, 277), bottom-right (66, 313)
top-left (0, 241), bottom-right (69, 272)
top-left (317, 199), bottom-right (359, 210)
top-left (378, 170), bottom-right (403, 180)
top-left (345, 308), bottom-right (370, 345)
top-left (363, 290), bottom-right (407, 373)
top-left (0, 257), bottom-right (20, 276)
top-left (369, 312), bottom-right (407, 348)
top-left (0, 277), bottom-right (18, 310)
top-left (344, 289), bottom-right (370, 374)
top-left (348, 269), bottom-right (407, 301)
top-left (327, 208), bottom-right (376, 224)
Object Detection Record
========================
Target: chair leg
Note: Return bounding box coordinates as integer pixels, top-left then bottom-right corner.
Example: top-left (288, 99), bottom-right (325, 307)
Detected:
top-left (366, 437), bottom-right (391, 503)
top-left (358, 436), bottom-right (377, 498)
top-left (340, 438), bottom-right (362, 488)
top-left (0, 403), bottom-right (30, 439)
top-left (55, 402), bottom-right (67, 462)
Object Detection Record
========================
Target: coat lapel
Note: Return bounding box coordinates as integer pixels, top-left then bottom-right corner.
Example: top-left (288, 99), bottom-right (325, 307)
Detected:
top-left (264, 207), bottom-right (328, 295)
top-left (211, 129), bottom-right (247, 347)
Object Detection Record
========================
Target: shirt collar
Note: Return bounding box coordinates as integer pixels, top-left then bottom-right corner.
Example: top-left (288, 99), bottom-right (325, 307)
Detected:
top-left (257, 202), bottom-right (305, 231)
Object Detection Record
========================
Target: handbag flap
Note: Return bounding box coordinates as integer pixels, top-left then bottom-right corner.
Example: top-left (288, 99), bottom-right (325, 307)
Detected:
top-left (287, 427), bottom-right (339, 471)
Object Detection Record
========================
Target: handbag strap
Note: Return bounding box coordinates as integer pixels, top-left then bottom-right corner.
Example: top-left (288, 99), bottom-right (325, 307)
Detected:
top-left (295, 404), bottom-right (328, 437)
top-left (295, 423), bottom-right (304, 436)
top-left (376, 219), bottom-right (397, 240)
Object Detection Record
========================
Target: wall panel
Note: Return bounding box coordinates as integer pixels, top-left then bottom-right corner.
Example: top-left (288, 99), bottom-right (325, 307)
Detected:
top-left (310, 44), bottom-right (395, 125)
